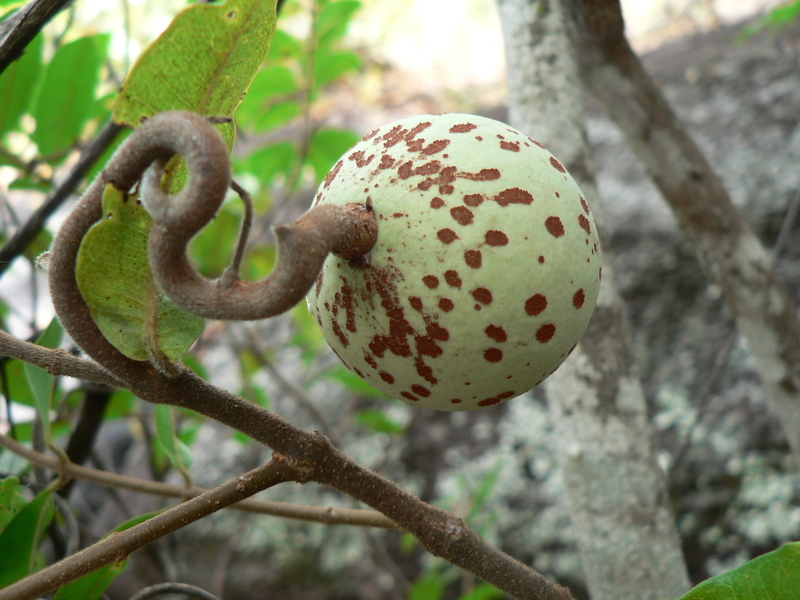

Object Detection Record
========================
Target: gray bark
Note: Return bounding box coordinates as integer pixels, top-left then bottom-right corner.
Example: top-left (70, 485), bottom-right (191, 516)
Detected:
top-left (497, 0), bottom-right (691, 598)
top-left (571, 0), bottom-right (800, 464)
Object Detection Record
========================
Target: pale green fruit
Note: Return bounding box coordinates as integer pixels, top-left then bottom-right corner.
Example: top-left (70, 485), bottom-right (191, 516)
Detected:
top-left (307, 113), bottom-right (601, 411)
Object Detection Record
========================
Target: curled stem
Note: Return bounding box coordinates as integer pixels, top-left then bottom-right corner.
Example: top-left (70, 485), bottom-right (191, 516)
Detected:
top-left (48, 110), bottom-right (375, 375)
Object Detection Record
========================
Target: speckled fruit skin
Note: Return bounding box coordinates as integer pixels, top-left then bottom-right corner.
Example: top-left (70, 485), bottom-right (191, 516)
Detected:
top-left (307, 114), bottom-right (601, 411)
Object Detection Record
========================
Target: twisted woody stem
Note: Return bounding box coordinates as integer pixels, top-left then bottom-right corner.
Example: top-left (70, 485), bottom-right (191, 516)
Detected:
top-left (43, 111), bottom-right (571, 600)
top-left (49, 110), bottom-right (376, 366)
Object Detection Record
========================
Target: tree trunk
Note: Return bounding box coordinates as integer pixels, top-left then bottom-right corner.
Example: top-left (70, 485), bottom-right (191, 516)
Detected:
top-left (572, 0), bottom-right (800, 463)
top-left (497, 1), bottom-right (692, 598)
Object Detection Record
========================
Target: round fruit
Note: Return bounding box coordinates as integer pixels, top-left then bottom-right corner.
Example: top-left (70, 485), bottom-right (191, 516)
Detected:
top-left (307, 113), bottom-right (601, 410)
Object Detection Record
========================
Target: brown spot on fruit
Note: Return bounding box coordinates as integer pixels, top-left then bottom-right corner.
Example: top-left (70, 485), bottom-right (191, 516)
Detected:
top-left (494, 188), bottom-right (534, 206)
top-left (485, 325), bottom-right (507, 342)
top-left (412, 384), bottom-right (431, 397)
top-left (398, 160), bottom-right (442, 179)
top-left (537, 255), bottom-right (545, 264)
top-left (415, 358), bottom-right (437, 384)
top-left (315, 273), bottom-right (323, 298)
top-left (337, 278), bottom-right (357, 333)
top-left (463, 194), bottom-right (484, 207)
top-left (422, 139), bottom-right (450, 155)
top-left (437, 228), bottom-right (458, 244)
top-left (525, 294), bottom-right (547, 316)
top-left (450, 398), bottom-right (462, 404)
top-left (536, 324), bottom-right (556, 343)
top-left (450, 206), bottom-right (474, 225)
top-left (550, 156), bottom-right (566, 172)
top-left (500, 140), bottom-right (520, 152)
top-left (409, 296), bottom-right (423, 311)
top-left (471, 288), bottom-right (493, 305)
top-left (430, 197), bottom-right (445, 209)
top-left (464, 249), bottom-right (482, 268)
top-left (545, 216), bottom-right (565, 237)
top-left (401, 391), bottom-right (419, 402)
top-left (459, 168), bottom-right (501, 181)
top-left (477, 390), bottom-right (516, 407)
top-left (438, 298), bottom-right (454, 312)
top-left (423, 275), bottom-right (439, 289)
top-left (444, 270), bottom-right (462, 289)
top-left (485, 230), bottom-right (509, 246)
top-left (415, 335), bottom-right (443, 357)
top-left (484, 348), bottom-right (503, 363)
top-left (323, 160), bottom-right (343, 188)
top-left (578, 214), bottom-right (591, 235)
top-left (580, 196), bottom-right (590, 214)
top-left (350, 150), bottom-right (374, 168)
top-left (450, 123), bottom-right (477, 133)
top-left (380, 371), bottom-right (395, 384)
top-left (573, 289), bottom-right (585, 308)
top-left (378, 155), bottom-right (395, 169)
top-left (426, 322), bottom-right (449, 341)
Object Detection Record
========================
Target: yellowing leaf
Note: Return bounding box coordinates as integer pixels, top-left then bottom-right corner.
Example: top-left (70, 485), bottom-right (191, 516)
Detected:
top-left (76, 185), bottom-right (204, 362)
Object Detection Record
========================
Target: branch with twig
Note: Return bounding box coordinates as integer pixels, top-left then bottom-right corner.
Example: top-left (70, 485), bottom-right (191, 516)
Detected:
top-left (0, 432), bottom-right (397, 528)
top-left (0, 456), bottom-right (296, 600)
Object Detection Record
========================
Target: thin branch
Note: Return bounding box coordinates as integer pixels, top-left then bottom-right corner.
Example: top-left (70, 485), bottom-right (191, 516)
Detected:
top-left (0, 0), bottom-right (73, 75)
top-left (0, 432), bottom-right (397, 529)
top-left (0, 457), bottom-right (296, 600)
top-left (218, 180), bottom-right (254, 288)
top-left (0, 330), bottom-right (122, 388)
top-left (0, 120), bottom-right (124, 276)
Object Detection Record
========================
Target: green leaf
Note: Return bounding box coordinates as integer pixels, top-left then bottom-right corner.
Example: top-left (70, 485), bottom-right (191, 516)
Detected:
top-left (105, 388), bottom-right (138, 419)
top-left (113, 0), bottom-right (277, 159)
top-left (0, 32), bottom-right (43, 136)
top-left (24, 319), bottom-right (62, 443)
top-left (313, 50), bottom-right (361, 88)
top-left (0, 489), bottom-right (55, 587)
top-left (408, 573), bottom-right (446, 600)
top-left (53, 511), bottom-right (160, 600)
top-left (237, 141), bottom-right (297, 187)
top-left (356, 408), bottom-right (404, 435)
top-left (154, 405), bottom-right (192, 479)
top-left (306, 128), bottom-right (359, 183)
top-left (186, 202), bottom-right (240, 278)
top-left (76, 185), bottom-right (205, 362)
top-left (250, 101), bottom-right (301, 133)
top-left (32, 34), bottom-right (110, 158)
top-left (315, 1), bottom-right (361, 47)
top-left (322, 365), bottom-right (385, 398)
top-left (290, 302), bottom-right (326, 361)
top-left (0, 477), bottom-right (27, 535)
top-left (236, 65), bottom-right (299, 131)
top-left (53, 564), bottom-right (123, 600)
top-left (457, 582), bottom-right (505, 600)
top-left (670, 542), bottom-right (800, 600)
top-left (267, 29), bottom-right (304, 61)
top-left (3, 358), bottom-right (37, 407)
